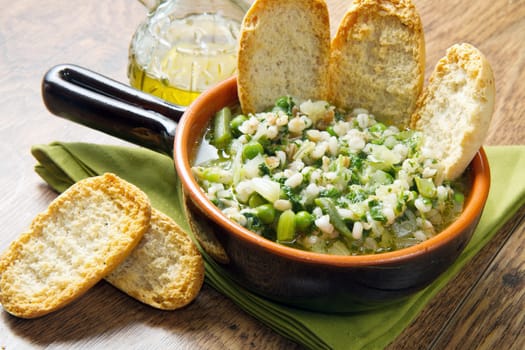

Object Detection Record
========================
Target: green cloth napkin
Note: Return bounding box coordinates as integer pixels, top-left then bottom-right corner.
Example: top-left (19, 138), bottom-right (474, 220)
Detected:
top-left (31, 143), bottom-right (525, 350)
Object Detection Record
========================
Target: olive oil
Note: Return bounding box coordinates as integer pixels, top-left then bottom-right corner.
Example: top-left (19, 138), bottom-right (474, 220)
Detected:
top-left (128, 12), bottom-right (240, 106)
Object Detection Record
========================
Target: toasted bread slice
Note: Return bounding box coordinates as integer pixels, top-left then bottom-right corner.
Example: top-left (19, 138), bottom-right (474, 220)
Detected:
top-left (411, 43), bottom-right (495, 180)
top-left (0, 173), bottom-right (151, 318)
top-left (237, 0), bottom-right (331, 113)
top-left (329, 0), bottom-right (425, 128)
top-left (105, 209), bottom-right (204, 310)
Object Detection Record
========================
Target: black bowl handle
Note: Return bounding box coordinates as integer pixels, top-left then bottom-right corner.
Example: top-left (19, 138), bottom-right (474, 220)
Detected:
top-left (42, 64), bottom-right (186, 156)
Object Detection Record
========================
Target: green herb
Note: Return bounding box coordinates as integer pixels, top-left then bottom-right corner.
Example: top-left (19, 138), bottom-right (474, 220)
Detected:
top-left (369, 200), bottom-right (387, 222)
top-left (274, 96), bottom-right (295, 115)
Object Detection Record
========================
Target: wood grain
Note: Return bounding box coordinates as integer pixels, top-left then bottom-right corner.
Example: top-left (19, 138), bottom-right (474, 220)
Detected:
top-left (388, 206), bottom-right (525, 350)
top-left (433, 210), bottom-right (525, 349)
top-left (0, 0), bottom-right (523, 349)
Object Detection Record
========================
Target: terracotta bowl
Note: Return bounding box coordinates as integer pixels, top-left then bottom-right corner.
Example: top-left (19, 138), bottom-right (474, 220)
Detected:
top-left (174, 76), bottom-right (491, 312)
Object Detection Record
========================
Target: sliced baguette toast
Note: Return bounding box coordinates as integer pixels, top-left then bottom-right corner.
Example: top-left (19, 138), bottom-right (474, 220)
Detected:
top-left (105, 209), bottom-right (204, 310)
top-left (0, 173), bottom-right (151, 318)
top-left (411, 43), bottom-right (495, 180)
top-left (237, 0), bottom-right (331, 113)
top-left (329, 0), bottom-right (425, 128)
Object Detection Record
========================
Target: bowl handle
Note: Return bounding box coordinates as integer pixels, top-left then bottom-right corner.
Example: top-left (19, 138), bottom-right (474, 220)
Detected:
top-left (42, 64), bottom-right (186, 156)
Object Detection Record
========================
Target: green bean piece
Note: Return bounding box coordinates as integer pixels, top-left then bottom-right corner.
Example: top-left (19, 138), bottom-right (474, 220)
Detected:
top-left (242, 141), bottom-right (264, 160)
top-left (255, 204), bottom-right (276, 224)
top-left (277, 209), bottom-right (296, 242)
top-left (213, 107), bottom-right (232, 148)
top-left (295, 211), bottom-right (314, 232)
top-left (315, 198), bottom-right (353, 238)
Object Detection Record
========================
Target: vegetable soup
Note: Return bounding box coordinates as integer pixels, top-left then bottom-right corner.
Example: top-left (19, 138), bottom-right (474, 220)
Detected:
top-left (191, 97), bottom-right (469, 255)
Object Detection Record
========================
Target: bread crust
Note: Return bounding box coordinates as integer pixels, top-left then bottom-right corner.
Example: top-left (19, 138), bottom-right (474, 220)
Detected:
top-left (237, 0), bottom-right (331, 113)
top-left (328, 0), bottom-right (425, 128)
top-left (411, 43), bottom-right (495, 180)
top-left (0, 173), bottom-right (151, 318)
top-left (105, 209), bottom-right (204, 310)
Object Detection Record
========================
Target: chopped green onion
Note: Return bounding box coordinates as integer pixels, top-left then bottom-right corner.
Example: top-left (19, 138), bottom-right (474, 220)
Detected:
top-left (319, 187), bottom-right (341, 198)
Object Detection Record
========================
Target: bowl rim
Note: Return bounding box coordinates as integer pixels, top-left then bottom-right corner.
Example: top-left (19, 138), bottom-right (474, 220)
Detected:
top-left (174, 76), bottom-right (491, 267)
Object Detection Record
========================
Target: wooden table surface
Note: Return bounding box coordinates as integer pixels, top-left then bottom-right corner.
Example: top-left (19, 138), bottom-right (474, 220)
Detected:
top-left (1, 0), bottom-right (523, 349)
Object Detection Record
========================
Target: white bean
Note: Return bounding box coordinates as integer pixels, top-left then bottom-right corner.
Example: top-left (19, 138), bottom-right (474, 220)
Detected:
top-left (285, 172), bottom-right (303, 188)
top-left (315, 215), bottom-right (334, 234)
top-left (352, 222), bottom-right (363, 240)
top-left (273, 199), bottom-right (292, 211)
